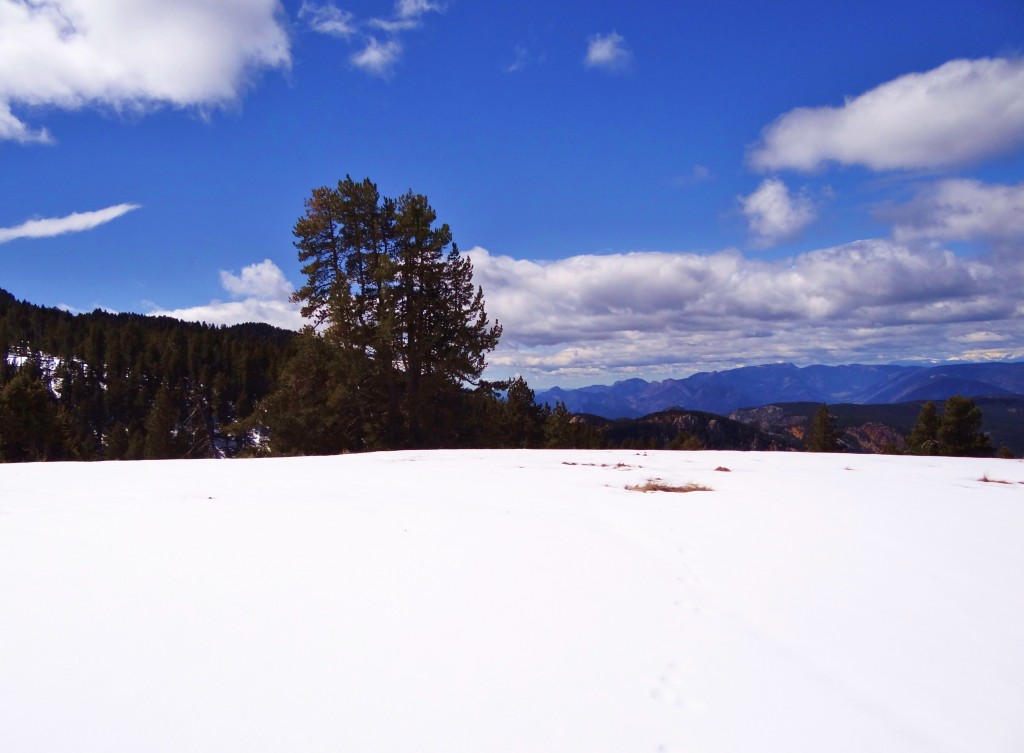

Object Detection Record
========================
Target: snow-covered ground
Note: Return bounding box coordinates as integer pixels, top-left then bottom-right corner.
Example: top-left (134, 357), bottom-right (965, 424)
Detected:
top-left (1, 450), bottom-right (1022, 753)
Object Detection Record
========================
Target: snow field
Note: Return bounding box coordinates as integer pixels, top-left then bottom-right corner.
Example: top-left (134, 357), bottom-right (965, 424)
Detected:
top-left (1, 450), bottom-right (1022, 753)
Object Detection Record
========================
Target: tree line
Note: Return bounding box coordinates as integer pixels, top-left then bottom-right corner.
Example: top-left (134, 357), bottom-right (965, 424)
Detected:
top-left (1, 177), bottom-right (1015, 461)
top-left (805, 397), bottom-right (1009, 457)
top-left (0, 288), bottom-right (291, 461)
top-left (0, 179), bottom-right (604, 461)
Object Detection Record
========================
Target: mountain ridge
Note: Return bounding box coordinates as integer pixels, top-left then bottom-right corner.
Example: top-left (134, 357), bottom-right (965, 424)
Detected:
top-left (536, 362), bottom-right (1024, 418)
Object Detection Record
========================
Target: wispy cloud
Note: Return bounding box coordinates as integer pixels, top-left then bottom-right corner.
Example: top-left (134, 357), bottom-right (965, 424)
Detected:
top-left (469, 241), bottom-right (1024, 384)
top-left (0, 103), bottom-right (51, 145)
top-left (151, 260), bottom-right (302, 331)
top-left (0, 204), bottom-right (140, 244)
top-left (584, 32), bottom-right (632, 72)
top-left (396, 0), bottom-right (443, 19)
top-left (351, 37), bottom-right (403, 77)
top-left (304, 0), bottom-right (443, 76)
top-left (749, 57), bottom-right (1024, 172)
top-left (368, 0), bottom-right (443, 32)
top-left (671, 164), bottom-right (714, 187)
top-left (739, 178), bottom-right (816, 247)
top-left (0, 0), bottom-right (290, 143)
top-left (299, 2), bottom-right (356, 38)
top-left (504, 45), bottom-right (531, 73)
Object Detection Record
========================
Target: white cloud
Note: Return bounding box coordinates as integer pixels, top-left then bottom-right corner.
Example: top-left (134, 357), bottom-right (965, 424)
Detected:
top-left (396, 0), bottom-right (442, 19)
top-left (152, 299), bottom-right (303, 331)
top-left (749, 57), bottom-right (1024, 172)
top-left (0, 102), bottom-right (51, 144)
top-left (366, 17), bottom-right (419, 32)
top-left (367, 0), bottom-right (442, 31)
top-left (220, 259), bottom-right (295, 301)
top-left (0, 204), bottom-right (140, 244)
top-left (468, 241), bottom-right (1024, 385)
top-left (351, 37), bottom-right (402, 77)
top-left (740, 178), bottom-right (816, 247)
top-left (299, 2), bottom-right (356, 38)
top-left (888, 179), bottom-right (1024, 248)
top-left (672, 164), bottom-right (714, 187)
top-left (584, 32), bottom-right (631, 72)
top-left (504, 45), bottom-right (530, 74)
top-left (151, 260), bottom-right (302, 331)
top-left (0, 0), bottom-right (290, 142)
top-left (303, 0), bottom-right (443, 75)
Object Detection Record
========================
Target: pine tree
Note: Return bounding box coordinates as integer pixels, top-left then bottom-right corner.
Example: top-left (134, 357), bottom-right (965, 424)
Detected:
top-left (907, 401), bottom-right (940, 455)
top-left (289, 177), bottom-right (502, 449)
top-left (544, 401), bottom-right (575, 449)
top-left (0, 369), bottom-right (69, 461)
top-left (248, 331), bottom-right (360, 455)
top-left (806, 404), bottom-right (840, 452)
top-left (938, 395), bottom-right (992, 457)
top-left (499, 376), bottom-right (544, 448)
top-left (143, 384), bottom-right (178, 459)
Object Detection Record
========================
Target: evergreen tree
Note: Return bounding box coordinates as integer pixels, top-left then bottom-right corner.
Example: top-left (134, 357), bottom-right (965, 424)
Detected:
top-left (938, 395), bottom-right (992, 457)
top-left (543, 401), bottom-right (575, 448)
top-left (289, 177), bottom-right (502, 449)
top-left (907, 401), bottom-right (940, 455)
top-left (0, 369), bottom-right (69, 461)
top-left (499, 376), bottom-right (544, 448)
top-left (806, 404), bottom-right (840, 452)
top-left (143, 384), bottom-right (178, 459)
top-left (667, 431), bottom-right (705, 450)
top-left (105, 422), bottom-right (130, 460)
top-left (247, 331), bottom-right (360, 455)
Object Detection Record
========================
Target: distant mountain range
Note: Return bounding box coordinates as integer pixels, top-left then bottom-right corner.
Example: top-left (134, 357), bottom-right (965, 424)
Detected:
top-left (535, 362), bottom-right (1024, 419)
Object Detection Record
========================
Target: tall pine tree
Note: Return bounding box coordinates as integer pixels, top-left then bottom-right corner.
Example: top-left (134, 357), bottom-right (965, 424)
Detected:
top-left (287, 177), bottom-right (502, 450)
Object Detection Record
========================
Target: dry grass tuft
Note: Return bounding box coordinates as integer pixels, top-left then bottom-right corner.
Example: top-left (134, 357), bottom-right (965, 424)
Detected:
top-left (563, 461), bottom-right (638, 470)
top-left (979, 474), bottom-right (1013, 485)
top-left (626, 479), bottom-right (712, 494)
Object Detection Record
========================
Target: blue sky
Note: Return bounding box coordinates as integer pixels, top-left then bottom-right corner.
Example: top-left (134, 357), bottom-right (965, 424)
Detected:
top-left (2, 0), bottom-right (1023, 387)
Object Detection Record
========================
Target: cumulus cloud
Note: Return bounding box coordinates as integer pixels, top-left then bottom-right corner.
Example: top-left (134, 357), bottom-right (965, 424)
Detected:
top-left (584, 32), bottom-right (631, 71)
top-left (151, 260), bottom-right (302, 331)
top-left (468, 242), bottom-right (1024, 385)
top-left (0, 204), bottom-right (140, 244)
top-left (749, 57), bottom-right (1024, 172)
top-left (299, 2), bottom-right (356, 38)
top-left (740, 178), bottom-right (816, 247)
top-left (887, 179), bottom-right (1024, 248)
top-left (152, 298), bottom-right (303, 331)
top-left (0, 0), bottom-right (290, 142)
top-left (220, 259), bottom-right (295, 301)
top-left (351, 37), bottom-right (403, 76)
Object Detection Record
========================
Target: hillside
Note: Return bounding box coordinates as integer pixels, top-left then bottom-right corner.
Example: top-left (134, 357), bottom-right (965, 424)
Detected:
top-left (537, 362), bottom-right (1024, 418)
top-left (2, 450), bottom-right (1022, 753)
top-left (731, 397), bottom-right (1024, 455)
top-left (0, 286), bottom-right (295, 460)
top-left (578, 408), bottom-right (797, 451)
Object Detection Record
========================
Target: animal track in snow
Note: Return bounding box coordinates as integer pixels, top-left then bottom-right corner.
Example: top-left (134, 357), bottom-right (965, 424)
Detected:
top-left (650, 662), bottom-right (686, 708)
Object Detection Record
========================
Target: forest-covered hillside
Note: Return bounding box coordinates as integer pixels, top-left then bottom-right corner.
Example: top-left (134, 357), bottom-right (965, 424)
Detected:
top-left (0, 287), bottom-right (294, 460)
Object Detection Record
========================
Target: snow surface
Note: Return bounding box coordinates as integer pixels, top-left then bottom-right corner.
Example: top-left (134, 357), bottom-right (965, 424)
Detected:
top-left (1, 450), bottom-right (1022, 753)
